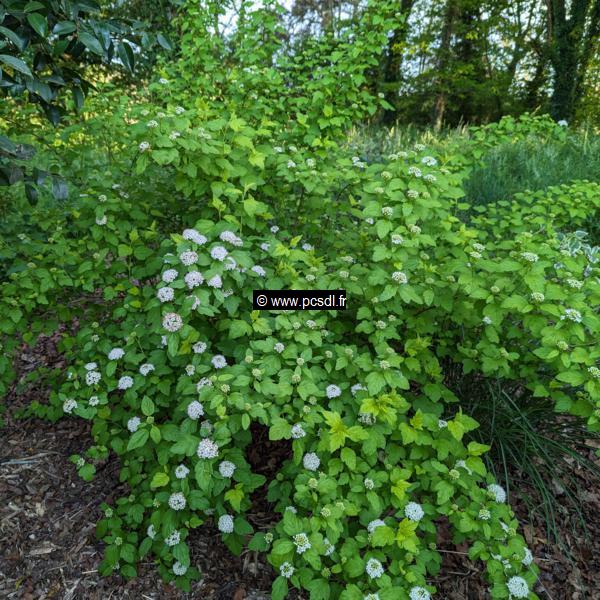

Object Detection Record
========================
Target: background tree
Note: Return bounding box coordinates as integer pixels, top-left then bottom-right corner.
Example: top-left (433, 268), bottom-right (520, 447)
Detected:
top-left (544, 0), bottom-right (600, 121)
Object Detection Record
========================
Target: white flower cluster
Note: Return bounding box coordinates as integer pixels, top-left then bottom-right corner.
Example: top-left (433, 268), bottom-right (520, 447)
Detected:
top-left (139, 363), bottom-right (154, 376)
top-left (157, 286), bottom-right (175, 302)
top-left (209, 245), bottom-right (228, 261)
top-left (566, 278), bottom-right (583, 289)
top-left (207, 274), bottom-right (222, 288)
top-left (323, 537), bottom-right (335, 555)
top-left (293, 532), bottom-right (311, 554)
top-left (365, 558), bottom-right (384, 579)
top-left (193, 341), bottom-right (207, 354)
top-left (163, 312), bottom-right (183, 332)
top-left (165, 530), bottom-right (180, 546)
top-left (507, 576), bottom-right (529, 598)
top-left (168, 492), bottom-right (186, 511)
top-left (197, 377), bottom-right (212, 391)
top-left (251, 265), bottom-right (266, 277)
top-left (326, 384), bottom-right (341, 398)
top-left (127, 416), bottom-right (141, 432)
top-left (392, 271), bottom-right (407, 284)
top-left (218, 514), bottom-right (234, 533)
top-left (182, 228), bottom-right (207, 245)
top-left (86, 371), bottom-right (101, 385)
top-left (173, 561), bottom-right (187, 576)
top-left (478, 508), bottom-right (491, 520)
top-left (588, 366), bottom-right (600, 379)
top-left (358, 412), bottom-right (376, 425)
top-left (63, 398), bottom-right (77, 414)
top-left (303, 452), bottom-right (320, 471)
top-left (404, 501), bottom-right (424, 522)
top-left (291, 424), bottom-right (306, 439)
top-left (187, 401), bottom-right (204, 420)
top-left (211, 354), bottom-right (227, 369)
top-left (561, 308), bottom-right (582, 322)
top-left (175, 464), bottom-right (189, 479)
top-left (487, 483), bottom-right (507, 503)
top-left (197, 438), bottom-right (219, 459)
top-left (219, 460), bottom-right (236, 478)
top-left (185, 271), bottom-right (204, 289)
top-left (530, 292), bottom-right (544, 303)
top-left (118, 376), bottom-right (134, 390)
top-left (521, 252), bottom-right (539, 263)
top-left (367, 519), bottom-right (385, 534)
top-left (409, 587), bottom-right (431, 600)
top-left (280, 562), bottom-right (294, 578)
top-left (108, 348), bottom-right (125, 360)
top-left (180, 250), bottom-right (199, 266)
top-left (162, 269), bottom-right (178, 283)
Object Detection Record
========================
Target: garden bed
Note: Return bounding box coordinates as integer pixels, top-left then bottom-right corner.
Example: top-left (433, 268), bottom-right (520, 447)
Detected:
top-left (1, 340), bottom-right (599, 599)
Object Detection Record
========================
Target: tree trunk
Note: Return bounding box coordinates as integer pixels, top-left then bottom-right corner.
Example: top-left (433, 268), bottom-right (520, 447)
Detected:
top-left (433, 0), bottom-right (459, 130)
top-left (546, 0), bottom-right (600, 121)
top-left (382, 0), bottom-right (415, 123)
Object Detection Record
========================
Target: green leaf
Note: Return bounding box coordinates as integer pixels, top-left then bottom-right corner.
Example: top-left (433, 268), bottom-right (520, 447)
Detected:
top-left (157, 33), bottom-right (173, 50)
top-left (435, 480), bottom-right (454, 504)
top-left (150, 472), bottom-right (169, 489)
top-left (467, 441), bottom-right (490, 456)
top-left (126, 428), bottom-right (149, 451)
top-left (141, 396), bottom-right (155, 416)
top-left (371, 525), bottom-right (395, 546)
top-left (173, 542), bottom-right (190, 566)
top-left (225, 485), bottom-right (244, 511)
top-left (340, 447), bottom-right (356, 470)
top-left (556, 370), bottom-right (586, 386)
top-left (0, 54), bottom-right (32, 77)
top-left (447, 420), bottom-right (465, 441)
top-left (423, 289), bottom-right (434, 306)
top-left (117, 41), bottom-right (135, 72)
top-left (27, 13), bottom-right (47, 37)
top-left (269, 418), bottom-right (291, 440)
top-left (271, 577), bottom-right (288, 600)
top-left (0, 26), bottom-right (26, 50)
top-left (79, 32), bottom-right (104, 55)
top-left (53, 21), bottom-right (77, 36)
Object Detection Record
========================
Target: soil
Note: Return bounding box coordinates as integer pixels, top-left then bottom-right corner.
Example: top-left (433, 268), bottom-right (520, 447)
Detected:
top-left (1, 335), bottom-right (599, 600)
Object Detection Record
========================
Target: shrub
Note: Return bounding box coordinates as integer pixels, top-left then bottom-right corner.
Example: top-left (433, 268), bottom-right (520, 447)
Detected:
top-left (1, 3), bottom-right (599, 599)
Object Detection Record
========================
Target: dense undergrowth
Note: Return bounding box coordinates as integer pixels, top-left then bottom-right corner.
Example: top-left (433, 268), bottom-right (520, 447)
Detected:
top-left (1, 2), bottom-right (599, 599)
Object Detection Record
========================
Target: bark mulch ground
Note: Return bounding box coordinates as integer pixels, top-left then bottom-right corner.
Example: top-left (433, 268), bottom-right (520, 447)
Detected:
top-left (1, 336), bottom-right (599, 599)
